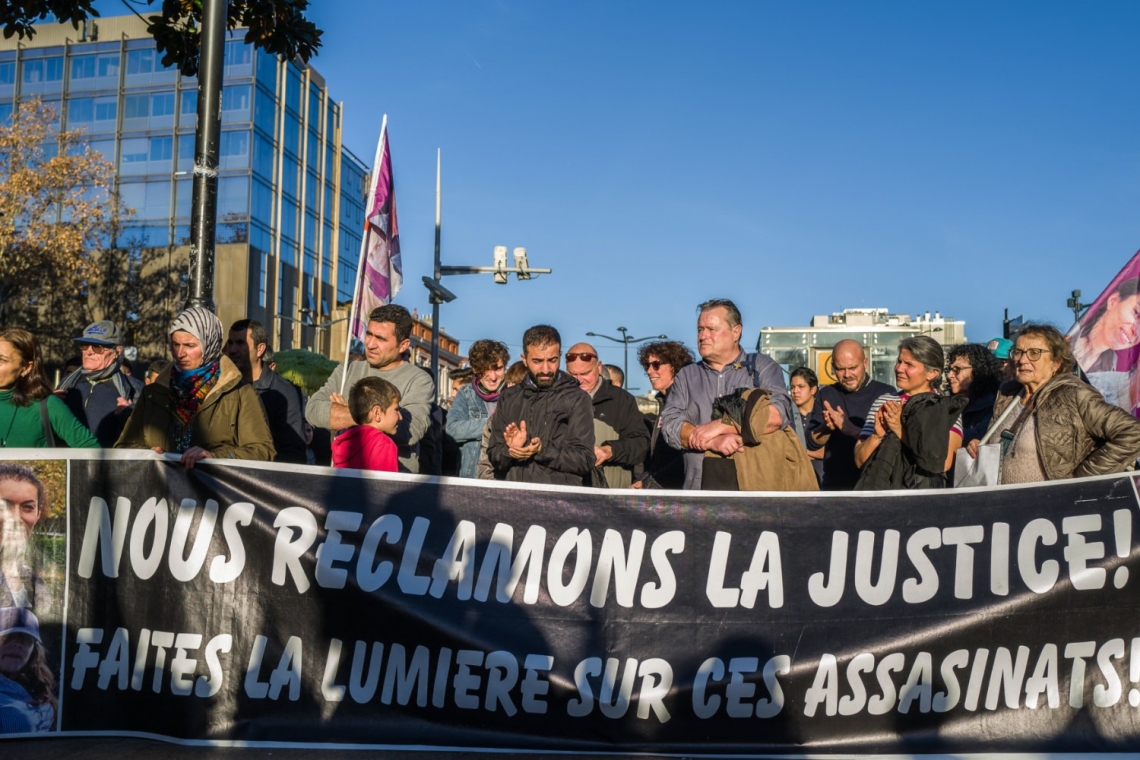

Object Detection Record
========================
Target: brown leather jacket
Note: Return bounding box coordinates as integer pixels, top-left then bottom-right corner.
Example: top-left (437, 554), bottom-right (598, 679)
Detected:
top-left (989, 374), bottom-right (1140, 480)
top-left (703, 388), bottom-right (819, 492)
top-left (115, 356), bottom-right (276, 461)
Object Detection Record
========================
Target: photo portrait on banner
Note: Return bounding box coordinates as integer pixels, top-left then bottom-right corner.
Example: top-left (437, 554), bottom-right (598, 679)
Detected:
top-left (0, 459), bottom-right (64, 733)
top-left (1067, 249), bottom-right (1140, 417)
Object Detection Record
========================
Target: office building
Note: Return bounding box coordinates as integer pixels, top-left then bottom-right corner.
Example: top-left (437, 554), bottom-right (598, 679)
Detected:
top-left (0, 15), bottom-right (368, 358)
top-left (759, 308), bottom-right (967, 384)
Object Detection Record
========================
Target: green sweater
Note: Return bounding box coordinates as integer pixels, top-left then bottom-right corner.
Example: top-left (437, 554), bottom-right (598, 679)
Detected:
top-left (0, 390), bottom-right (99, 448)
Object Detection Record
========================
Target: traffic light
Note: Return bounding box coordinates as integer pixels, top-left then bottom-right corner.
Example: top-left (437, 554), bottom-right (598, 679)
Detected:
top-left (493, 246), bottom-right (508, 284)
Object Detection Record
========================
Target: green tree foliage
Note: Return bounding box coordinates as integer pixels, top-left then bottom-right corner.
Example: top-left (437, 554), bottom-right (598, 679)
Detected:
top-left (0, 0), bottom-right (322, 76)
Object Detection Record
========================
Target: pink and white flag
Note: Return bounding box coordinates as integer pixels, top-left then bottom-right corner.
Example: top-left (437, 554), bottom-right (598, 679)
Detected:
top-left (350, 121), bottom-right (402, 339)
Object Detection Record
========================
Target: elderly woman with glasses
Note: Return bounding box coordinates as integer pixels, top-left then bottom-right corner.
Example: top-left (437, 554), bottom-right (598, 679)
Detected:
top-left (966, 323), bottom-right (1140, 483)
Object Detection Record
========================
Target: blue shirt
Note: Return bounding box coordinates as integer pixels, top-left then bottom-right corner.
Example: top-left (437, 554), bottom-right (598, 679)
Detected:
top-left (660, 349), bottom-right (792, 489)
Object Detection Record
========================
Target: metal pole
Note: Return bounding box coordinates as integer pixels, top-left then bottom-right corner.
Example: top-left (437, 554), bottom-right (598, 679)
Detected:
top-left (184, 0), bottom-right (228, 311)
top-left (618, 326), bottom-right (630, 384)
top-left (430, 150), bottom-right (442, 399)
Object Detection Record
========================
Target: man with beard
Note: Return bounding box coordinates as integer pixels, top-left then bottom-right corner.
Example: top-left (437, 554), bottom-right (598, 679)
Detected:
top-left (565, 342), bottom-right (648, 488)
top-left (487, 325), bottom-right (595, 486)
top-left (806, 339), bottom-right (895, 490)
top-left (307, 305), bottom-right (435, 473)
top-left (225, 319), bottom-right (307, 464)
top-left (57, 320), bottom-right (143, 447)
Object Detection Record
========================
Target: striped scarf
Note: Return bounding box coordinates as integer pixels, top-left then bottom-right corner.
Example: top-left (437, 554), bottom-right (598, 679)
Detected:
top-left (169, 361), bottom-right (220, 453)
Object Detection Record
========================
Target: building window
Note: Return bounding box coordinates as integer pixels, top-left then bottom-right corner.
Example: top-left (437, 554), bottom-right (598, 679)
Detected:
top-left (125, 48), bottom-right (176, 86)
top-left (217, 175), bottom-right (250, 217)
top-left (221, 84), bottom-right (251, 123)
top-left (254, 86), bottom-right (276, 137)
top-left (122, 93), bottom-right (149, 131)
top-left (21, 57), bottom-right (64, 95)
top-left (223, 39), bottom-right (253, 77)
top-left (219, 130), bottom-right (250, 170)
top-left (179, 89), bottom-right (197, 128)
top-left (69, 53), bottom-right (119, 90)
top-left (0, 61), bottom-right (15, 90)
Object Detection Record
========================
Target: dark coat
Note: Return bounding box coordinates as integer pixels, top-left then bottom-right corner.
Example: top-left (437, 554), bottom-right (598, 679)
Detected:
top-left (855, 392), bottom-right (968, 491)
top-left (487, 372), bottom-right (595, 487)
top-left (252, 367), bottom-right (307, 463)
top-left (590, 380), bottom-right (649, 488)
top-left (640, 391), bottom-right (686, 489)
top-left (61, 371), bottom-right (144, 447)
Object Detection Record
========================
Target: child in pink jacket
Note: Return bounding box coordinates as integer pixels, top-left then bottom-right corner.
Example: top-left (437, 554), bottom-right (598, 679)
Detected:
top-left (331, 376), bottom-right (401, 472)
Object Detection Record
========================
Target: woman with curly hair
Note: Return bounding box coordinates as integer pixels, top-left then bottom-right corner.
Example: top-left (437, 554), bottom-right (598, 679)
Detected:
top-left (632, 341), bottom-right (694, 489)
top-left (447, 339), bottom-right (511, 478)
top-left (945, 343), bottom-right (1004, 444)
top-left (0, 607), bottom-right (55, 733)
top-left (0, 329), bottom-right (97, 449)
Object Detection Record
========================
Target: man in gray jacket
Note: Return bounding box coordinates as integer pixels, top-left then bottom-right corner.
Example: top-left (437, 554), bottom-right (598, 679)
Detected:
top-left (307, 304), bottom-right (435, 473)
top-left (660, 299), bottom-right (793, 489)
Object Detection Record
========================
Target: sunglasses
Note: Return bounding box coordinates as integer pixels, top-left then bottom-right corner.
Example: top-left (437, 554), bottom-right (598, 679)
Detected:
top-left (565, 352), bottom-right (596, 363)
top-left (645, 361), bottom-right (667, 371)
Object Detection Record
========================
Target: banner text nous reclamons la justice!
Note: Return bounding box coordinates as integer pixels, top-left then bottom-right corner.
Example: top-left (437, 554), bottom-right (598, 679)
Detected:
top-left (75, 495), bottom-right (1134, 610)
top-left (56, 458), bottom-right (1140, 751)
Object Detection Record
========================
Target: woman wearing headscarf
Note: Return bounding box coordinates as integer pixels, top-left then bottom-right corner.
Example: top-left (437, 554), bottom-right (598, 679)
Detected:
top-left (115, 307), bottom-right (275, 467)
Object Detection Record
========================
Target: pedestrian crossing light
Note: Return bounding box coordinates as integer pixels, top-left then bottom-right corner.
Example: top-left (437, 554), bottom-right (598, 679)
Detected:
top-left (493, 245), bottom-right (509, 284)
top-left (514, 247), bottom-right (530, 280)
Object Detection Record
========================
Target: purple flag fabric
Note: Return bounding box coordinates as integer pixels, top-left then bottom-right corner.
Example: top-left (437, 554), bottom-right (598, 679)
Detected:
top-left (1066, 248), bottom-right (1140, 416)
top-left (351, 126), bottom-right (402, 339)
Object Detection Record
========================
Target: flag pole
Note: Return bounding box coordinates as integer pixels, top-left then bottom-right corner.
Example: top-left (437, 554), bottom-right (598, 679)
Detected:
top-left (340, 114), bottom-right (388, 396)
top-left (429, 149), bottom-right (442, 401)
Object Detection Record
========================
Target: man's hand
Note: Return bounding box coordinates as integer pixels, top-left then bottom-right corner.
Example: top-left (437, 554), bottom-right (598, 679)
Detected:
top-left (180, 446), bottom-right (213, 470)
top-left (115, 396), bottom-right (133, 412)
top-left (822, 400), bottom-right (845, 430)
top-left (879, 400), bottom-right (903, 439)
top-left (629, 479), bottom-right (644, 490)
top-left (504, 420), bottom-right (529, 449)
top-left (594, 444), bottom-right (613, 467)
top-left (708, 434), bottom-right (743, 457)
top-left (966, 439), bottom-right (981, 459)
top-left (688, 420), bottom-right (736, 451)
top-left (509, 436), bottom-right (542, 460)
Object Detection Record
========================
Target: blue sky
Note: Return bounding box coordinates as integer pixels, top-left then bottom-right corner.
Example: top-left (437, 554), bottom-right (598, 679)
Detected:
top-left (115, 2), bottom-right (1140, 381)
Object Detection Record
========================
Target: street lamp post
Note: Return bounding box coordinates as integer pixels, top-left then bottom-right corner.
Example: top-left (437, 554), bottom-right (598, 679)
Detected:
top-left (585, 327), bottom-right (667, 385)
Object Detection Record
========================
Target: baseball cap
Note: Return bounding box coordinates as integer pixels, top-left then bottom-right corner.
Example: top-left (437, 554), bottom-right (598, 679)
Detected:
top-left (75, 320), bottom-right (123, 347)
top-left (986, 338), bottom-right (1013, 360)
top-left (0, 607), bottom-right (42, 642)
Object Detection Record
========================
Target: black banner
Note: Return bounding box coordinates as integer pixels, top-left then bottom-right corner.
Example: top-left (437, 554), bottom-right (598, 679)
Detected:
top-left (5, 451), bottom-right (1140, 752)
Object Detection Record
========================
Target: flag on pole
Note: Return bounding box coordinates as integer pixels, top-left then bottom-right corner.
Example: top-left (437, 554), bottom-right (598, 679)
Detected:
top-left (349, 118), bottom-right (402, 340)
top-left (1066, 248), bottom-right (1140, 416)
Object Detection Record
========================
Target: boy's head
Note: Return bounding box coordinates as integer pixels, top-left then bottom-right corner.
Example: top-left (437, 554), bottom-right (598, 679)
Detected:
top-left (349, 376), bottom-right (401, 435)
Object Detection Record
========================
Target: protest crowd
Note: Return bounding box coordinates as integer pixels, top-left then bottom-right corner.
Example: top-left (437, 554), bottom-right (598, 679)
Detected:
top-left (0, 296), bottom-right (1134, 492)
top-left (2, 296), bottom-right (1140, 735)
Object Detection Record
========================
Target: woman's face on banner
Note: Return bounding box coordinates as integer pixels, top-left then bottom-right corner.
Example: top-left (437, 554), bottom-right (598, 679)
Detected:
top-left (1100, 290), bottom-right (1140, 351)
top-left (0, 632), bottom-right (33, 675)
top-left (0, 478), bottom-right (41, 535)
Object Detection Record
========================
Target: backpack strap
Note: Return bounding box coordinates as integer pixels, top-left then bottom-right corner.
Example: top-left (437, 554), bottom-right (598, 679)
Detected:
top-left (39, 398), bottom-right (56, 448)
top-left (743, 352), bottom-right (762, 388)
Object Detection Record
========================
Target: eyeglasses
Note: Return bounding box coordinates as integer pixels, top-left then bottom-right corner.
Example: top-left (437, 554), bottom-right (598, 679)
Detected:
top-left (645, 360), bottom-right (668, 371)
top-left (79, 344), bottom-right (111, 354)
top-left (947, 365), bottom-right (972, 376)
top-left (565, 352), bottom-right (597, 363)
top-left (1010, 348), bottom-right (1051, 362)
